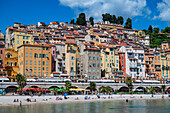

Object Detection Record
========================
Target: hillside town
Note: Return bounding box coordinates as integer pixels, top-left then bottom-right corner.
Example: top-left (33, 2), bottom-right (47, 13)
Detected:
top-left (0, 18), bottom-right (169, 84)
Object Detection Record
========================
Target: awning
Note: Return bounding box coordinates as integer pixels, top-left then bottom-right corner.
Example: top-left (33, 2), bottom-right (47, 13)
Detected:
top-left (143, 80), bottom-right (160, 83)
top-left (70, 88), bottom-right (90, 91)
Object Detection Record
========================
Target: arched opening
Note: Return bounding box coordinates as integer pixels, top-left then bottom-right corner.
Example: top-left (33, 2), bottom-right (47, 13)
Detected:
top-left (5, 86), bottom-right (18, 93)
top-left (14, 62), bottom-right (17, 66)
top-left (30, 86), bottom-right (39, 88)
top-left (119, 86), bottom-right (129, 92)
top-left (6, 53), bottom-right (11, 58)
top-left (155, 87), bottom-right (161, 92)
top-left (49, 86), bottom-right (60, 89)
top-left (167, 87), bottom-right (170, 94)
top-left (135, 87), bottom-right (146, 92)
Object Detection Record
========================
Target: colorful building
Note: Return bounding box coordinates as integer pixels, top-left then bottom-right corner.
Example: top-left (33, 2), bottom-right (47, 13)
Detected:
top-left (5, 48), bottom-right (19, 82)
top-left (18, 44), bottom-right (52, 78)
top-left (0, 44), bottom-right (7, 77)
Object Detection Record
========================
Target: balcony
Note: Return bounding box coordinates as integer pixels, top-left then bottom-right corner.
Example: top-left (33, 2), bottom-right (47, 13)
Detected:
top-left (155, 67), bottom-right (161, 71)
top-left (138, 56), bottom-right (144, 59)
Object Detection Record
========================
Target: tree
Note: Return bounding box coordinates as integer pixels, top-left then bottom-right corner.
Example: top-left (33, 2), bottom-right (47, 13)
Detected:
top-left (124, 18), bottom-right (132, 29)
top-left (76, 13), bottom-right (86, 26)
top-left (145, 87), bottom-right (150, 93)
top-left (150, 87), bottom-right (156, 94)
top-left (105, 86), bottom-right (112, 94)
top-left (154, 27), bottom-right (159, 33)
top-left (148, 25), bottom-right (153, 33)
top-left (111, 15), bottom-right (117, 24)
top-left (117, 16), bottom-right (124, 25)
top-left (125, 77), bottom-right (133, 93)
top-left (161, 85), bottom-right (166, 94)
top-left (70, 19), bottom-right (75, 24)
top-left (99, 86), bottom-right (106, 94)
top-left (16, 74), bottom-right (27, 90)
top-left (102, 13), bottom-right (112, 23)
top-left (90, 82), bottom-right (96, 91)
top-left (89, 17), bottom-right (94, 26)
top-left (65, 81), bottom-right (72, 92)
top-left (163, 27), bottom-right (170, 33)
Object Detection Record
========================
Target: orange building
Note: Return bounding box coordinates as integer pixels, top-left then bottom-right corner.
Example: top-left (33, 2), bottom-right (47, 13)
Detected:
top-left (18, 44), bottom-right (52, 78)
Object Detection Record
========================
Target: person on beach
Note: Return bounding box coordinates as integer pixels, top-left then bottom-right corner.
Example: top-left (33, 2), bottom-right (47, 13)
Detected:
top-left (13, 99), bottom-right (16, 102)
top-left (20, 101), bottom-right (22, 107)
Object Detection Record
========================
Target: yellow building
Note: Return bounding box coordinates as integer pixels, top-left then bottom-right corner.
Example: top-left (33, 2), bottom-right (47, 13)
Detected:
top-left (5, 48), bottom-right (19, 82)
top-left (18, 44), bottom-right (52, 78)
top-left (135, 30), bottom-right (145, 37)
top-left (99, 44), bottom-right (119, 79)
top-left (11, 31), bottom-right (34, 51)
top-left (161, 50), bottom-right (170, 79)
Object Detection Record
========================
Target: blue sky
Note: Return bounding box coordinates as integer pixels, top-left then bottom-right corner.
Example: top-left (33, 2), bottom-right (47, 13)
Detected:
top-left (0, 0), bottom-right (170, 33)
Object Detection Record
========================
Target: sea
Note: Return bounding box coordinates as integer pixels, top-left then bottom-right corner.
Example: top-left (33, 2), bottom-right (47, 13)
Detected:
top-left (0, 99), bottom-right (170, 113)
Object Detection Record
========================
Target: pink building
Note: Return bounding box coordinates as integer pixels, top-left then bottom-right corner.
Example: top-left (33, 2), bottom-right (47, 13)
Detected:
top-left (0, 44), bottom-right (7, 77)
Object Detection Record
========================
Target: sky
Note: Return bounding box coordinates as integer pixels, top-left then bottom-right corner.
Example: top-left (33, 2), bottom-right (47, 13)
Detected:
top-left (0, 0), bottom-right (170, 34)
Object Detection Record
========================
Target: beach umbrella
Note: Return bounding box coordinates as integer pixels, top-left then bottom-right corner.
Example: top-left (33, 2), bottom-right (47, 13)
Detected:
top-left (64, 93), bottom-right (68, 96)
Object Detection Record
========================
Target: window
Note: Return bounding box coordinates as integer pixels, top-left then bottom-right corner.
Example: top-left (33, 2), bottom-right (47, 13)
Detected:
top-left (89, 63), bottom-right (91, 67)
top-left (35, 47), bottom-right (37, 50)
top-left (89, 57), bottom-right (91, 60)
top-left (42, 67), bottom-right (44, 70)
top-left (39, 67), bottom-right (40, 70)
top-left (30, 60), bottom-right (32, 65)
top-left (38, 61), bottom-right (41, 65)
top-left (23, 41), bottom-right (25, 44)
top-left (30, 53), bottom-right (32, 57)
top-left (26, 46), bottom-right (28, 49)
top-left (71, 56), bottom-right (74, 60)
top-left (97, 63), bottom-right (100, 67)
top-left (43, 47), bottom-right (45, 50)
top-left (34, 67), bottom-right (36, 70)
top-left (38, 72), bottom-right (40, 75)
top-left (34, 53), bottom-right (38, 58)
top-left (26, 60), bottom-right (28, 65)
top-left (107, 63), bottom-right (109, 67)
top-left (26, 67), bottom-right (28, 70)
top-left (46, 47), bottom-right (49, 50)
top-left (34, 61), bottom-right (36, 65)
top-left (46, 67), bottom-right (48, 71)
top-left (72, 62), bottom-right (74, 65)
top-left (97, 57), bottom-right (100, 60)
top-left (17, 40), bottom-right (19, 44)
top-left (39, 47), bottom-right (41, 50)
top-left (34, 72), bottom-right (36, 76)
top-left (93, 57), bottom-right (95, 60)
top-left (26, 53), bottom-right (28, 57)
top-left (89, 69), bottom-right (91, 72)
top-left (43, 61), bottom-right (45, 65)
top-left (97, 69), bottom-right (99, 72)
top-left (17, 35), bottom-right (19, 39)
top-left (93, 63), bottom-right (96, 67)
top-left (122, 61), bottom-right (123, 64)
top-left (93, 69), bottom-right (95, 72)
top-left (46, 61), bottom-right (48, 66)
top-left (106, 59), bottom-right (107, 62)
top-left (46, 72), bottom-right (48, 76)
top-left (46, 54), bottom-right (48, 58)
top-left (116, 60), bottom-right (119, 63)
top-left (71, 67), bottom-right (74, 71)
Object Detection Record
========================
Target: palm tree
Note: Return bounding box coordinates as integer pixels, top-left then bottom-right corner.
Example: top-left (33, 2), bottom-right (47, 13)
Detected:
top-left (65, 81), bottom-right (72, 93)
top-left (125, 77), bottom-right (133, 93)
top-left (145, 87), bottom-right (150, 93)
top-left (150, 87), bottom-right (156, 94)
top-left (16, 74), bottom-right (27, 93)
top-left (90, 82), bottom-right (96, 94)
top-left (105, 86), bottom-right (112, 94)
top-left (99, 86), bottom-right (106, 94)
top-left (161, 85), bottom-right (166, 94)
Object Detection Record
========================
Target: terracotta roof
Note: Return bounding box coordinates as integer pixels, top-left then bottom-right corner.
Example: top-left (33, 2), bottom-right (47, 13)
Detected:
top-left (82, 43), bottom-right (91, 45)
top-left (53, 72), bottom-right (60, 74)
top-left (104, 51), bottom-right (109, 53)
top-left (124, 73), bottom-right (131, 78)
top-left (85, 48), bottom-right (100, 51)
top-left (55, 43), bottom-right (65, 45)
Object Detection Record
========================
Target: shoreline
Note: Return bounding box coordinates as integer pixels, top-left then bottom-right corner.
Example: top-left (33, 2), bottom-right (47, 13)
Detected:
top-left (0, 94), bottom-right (169, 107)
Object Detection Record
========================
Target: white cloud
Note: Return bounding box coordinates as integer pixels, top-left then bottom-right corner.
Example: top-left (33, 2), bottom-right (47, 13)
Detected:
top-left (156, 0), bottom-right (170, 21)
top-left (59, 0), bottom-right (150, 22)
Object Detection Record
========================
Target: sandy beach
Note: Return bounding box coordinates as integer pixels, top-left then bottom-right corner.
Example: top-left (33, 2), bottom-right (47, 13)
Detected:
top-left (0, 94), bottom-right (169, 107)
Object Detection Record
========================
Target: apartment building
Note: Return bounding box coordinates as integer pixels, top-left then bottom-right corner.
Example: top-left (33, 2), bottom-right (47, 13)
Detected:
top-left (0, 44), bottom-right (7, 77)
top-left (18, 44), bottom-right (52, 77)
top-left (80, 48), bottom-right (101, 80)
top-left (161, 50), bottom-right (170, 79)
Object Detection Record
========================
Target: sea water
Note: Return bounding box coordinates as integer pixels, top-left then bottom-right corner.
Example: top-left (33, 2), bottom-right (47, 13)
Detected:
top-left (0, 99), bottom-right (170, 113)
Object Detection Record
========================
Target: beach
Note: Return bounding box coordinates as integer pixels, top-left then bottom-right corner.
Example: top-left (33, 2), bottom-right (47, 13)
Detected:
top-left (0, 94), bottom-right (169, 107)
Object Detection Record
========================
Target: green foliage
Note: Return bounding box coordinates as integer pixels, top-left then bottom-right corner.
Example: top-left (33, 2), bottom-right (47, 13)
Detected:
top-left (117, 16), bottom-right (124, 25)
top-left (70, 19), bottom-right (75, 24)
top-left (99, 86), bottom-right (112, 94)
top-left (89, 17), bottom-right (94, 26)
top-left (111, 15), bottom-right (117, 24)
top-left (161, 85), bottom-right (166, 94)
top-left (65, 81), bottom-right (72, 92)
top-left (90, 82), bottom-right (96, 91)
top-left (154, 27), bottom-right (159, 33)
top-left (125, 77), bottom-right (133, 92)
top-left (16, 74), bottom-right (27, 89)
top-left (148, 25), bottom-right (153, 33)
top-left (76, 13), bottom-right (86, 26)
top-left (124, 18), bottom-right (132, 29)
top-left (163, 27), bottom-right (170, 33)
